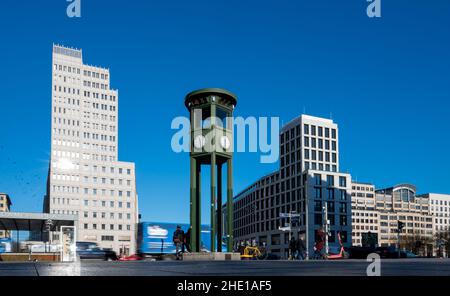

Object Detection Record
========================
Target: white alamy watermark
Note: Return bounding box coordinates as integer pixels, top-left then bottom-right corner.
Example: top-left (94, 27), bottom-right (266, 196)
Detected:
top-left (366, 253), bottom-right (381, 276)
top-left (171, 113), bottom-right (280, 164)
top-left (367, 0), bottom-right (381, 18)
top-left (66, 0), bottom-right (81, 18)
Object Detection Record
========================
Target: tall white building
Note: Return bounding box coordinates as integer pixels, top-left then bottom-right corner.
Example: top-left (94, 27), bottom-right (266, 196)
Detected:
top-left (44, 44), bottom-right (138, 255)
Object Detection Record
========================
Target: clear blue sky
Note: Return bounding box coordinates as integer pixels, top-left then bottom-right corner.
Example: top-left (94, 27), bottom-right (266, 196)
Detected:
top-left (0, 0), bottom-right (449, 224)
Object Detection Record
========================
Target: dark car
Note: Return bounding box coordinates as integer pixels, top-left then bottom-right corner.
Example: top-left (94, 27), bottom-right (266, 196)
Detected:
top-left (266, 253), bottom-right (281, 260)
top-left (348, 246), bottom-right (376, 259)
top-left (76, 242), bottom-right (118, 261)
top-left (374, 246), bottom-right (417, 258)
top-left (375, 246), bottom-right (398, 258)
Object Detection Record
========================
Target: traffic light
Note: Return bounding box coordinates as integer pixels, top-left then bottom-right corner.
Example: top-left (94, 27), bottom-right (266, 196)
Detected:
top-left (397, 221), bottom-right (405, 232)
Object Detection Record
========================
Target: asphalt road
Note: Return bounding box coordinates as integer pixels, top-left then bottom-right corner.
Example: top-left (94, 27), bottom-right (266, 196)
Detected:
top-left (1, 258), bottom-right (450, 276)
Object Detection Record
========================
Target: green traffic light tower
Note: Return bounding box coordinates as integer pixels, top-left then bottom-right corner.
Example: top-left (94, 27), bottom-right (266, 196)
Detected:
top-left (185, 88), bottom-right (237, 253)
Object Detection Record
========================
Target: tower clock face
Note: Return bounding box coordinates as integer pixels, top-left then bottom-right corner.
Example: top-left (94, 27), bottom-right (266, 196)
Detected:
top-left (193, 135), bottom-right (206, 149)
top-left (220, 136), bottom-right (231, 150)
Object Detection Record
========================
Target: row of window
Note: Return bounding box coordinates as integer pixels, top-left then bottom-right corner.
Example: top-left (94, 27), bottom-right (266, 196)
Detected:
top-left (54, 64), bottom-right (110, 81)
top-left (353, 225), bottom-right (378, 231)
top-left (91, 102), bottom-right (116, 112)
top-left (82, 188), bottom-right (133, 197)
top-left (83, 223), bottom-right (131, 231)
top-left (352, 218), bottom-right (377, 224)
top-left (281, 137), bottom-right (337, 155)
top-left (431, 200), bottom-right (450, 206)
top-left (83, 200), bottom-right (132, 208)
top-left (83, 211), bottom-right (132, 220)
top-left (280, 124), bottom-right (337, 144)
top-left (82, 80), bottom-right (109, 90)
top-left (82, 132), bottom-right (116, 142)
top-left (352, 185), bottom-right (374, 192)
top-left (314, 174), bottom-right (347, 187)
top-left (82, 111), bottom-right (116, 122)
top-left (51, 198), bottom-right (133, 207)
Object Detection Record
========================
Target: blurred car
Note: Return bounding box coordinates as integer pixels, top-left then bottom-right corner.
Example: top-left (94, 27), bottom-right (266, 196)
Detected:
top-left (118, 254), bottom-right (144, 261)
top-left (375, 246), bottom-right (398, 258)
top-left (76, 242), bottom-right (118, 261)
top-left (266, 253), bottom-right (280, 260)
top-left (348, 247), bottom-right (376, 259)
top-left (375, 246), bottom-right (418, 258)
top-left (401, 251), bottom-right (418, 258)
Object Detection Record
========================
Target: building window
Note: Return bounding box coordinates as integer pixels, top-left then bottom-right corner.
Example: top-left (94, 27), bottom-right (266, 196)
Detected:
top-left (314, 174), bottom-right (321, 185)
top-left (327, 175), bottom-right (334, 186)
top-left (101, 235), bottom-right (114, 241)
top-left (315, 188), bottom-right (322, 199)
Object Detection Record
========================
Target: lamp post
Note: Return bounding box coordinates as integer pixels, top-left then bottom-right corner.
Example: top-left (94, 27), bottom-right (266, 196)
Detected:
top-left (323, 204), bottom-right (329, 257)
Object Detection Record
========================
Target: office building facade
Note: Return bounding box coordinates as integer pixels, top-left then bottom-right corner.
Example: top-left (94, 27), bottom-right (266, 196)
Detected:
top-left (232, 115), bottom-right (352, 258)
top-left (420, 193), bottom-right (450, 234)
top-left (43, 45), bottom-right (138, 255)
top-left (351, 182), bottom-right (378, 247)
top-left (375, 184), bottom-right (433, 255)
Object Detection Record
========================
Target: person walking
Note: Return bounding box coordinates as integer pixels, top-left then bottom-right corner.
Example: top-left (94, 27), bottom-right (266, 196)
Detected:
top-left (289, 237), bottom-right (297, 260)
top-left (173, 225), bottom-right (185, 260)
top-left (296, 235), bottom-right (306, 260)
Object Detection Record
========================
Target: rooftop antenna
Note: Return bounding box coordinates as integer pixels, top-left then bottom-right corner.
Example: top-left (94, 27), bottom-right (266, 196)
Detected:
top-left (303, 106), bottom-right (306, 115)
top-left (330, 112), bottom-right (333, 120)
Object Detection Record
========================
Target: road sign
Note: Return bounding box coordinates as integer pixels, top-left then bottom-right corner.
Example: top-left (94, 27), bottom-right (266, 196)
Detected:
top-left (280, 213), bottom-right (301, 218)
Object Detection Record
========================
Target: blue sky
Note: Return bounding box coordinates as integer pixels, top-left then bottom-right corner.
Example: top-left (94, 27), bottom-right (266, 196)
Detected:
top-left (0, 0), bottom-right (449, 224)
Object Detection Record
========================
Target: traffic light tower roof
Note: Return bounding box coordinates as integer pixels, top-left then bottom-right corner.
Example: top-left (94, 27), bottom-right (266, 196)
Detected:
top-left (184, 88), bottom-right (237, 111)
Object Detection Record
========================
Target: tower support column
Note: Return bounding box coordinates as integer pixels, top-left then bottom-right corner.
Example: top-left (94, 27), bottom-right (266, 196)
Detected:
top-left (227, 159), bottom-right (233, 252)
top-left (190, 157), bottom-right (198, 252)
top-left (196, 162), bottom-right (201, 252)
top-left (210, 153), bottom-right (216, 252)
top-left (217, 163), bottom-right (223, 252)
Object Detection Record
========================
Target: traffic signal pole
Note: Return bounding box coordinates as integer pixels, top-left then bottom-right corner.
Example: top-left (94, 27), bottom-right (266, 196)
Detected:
top-left (397, 220), bottom-right (405, 258)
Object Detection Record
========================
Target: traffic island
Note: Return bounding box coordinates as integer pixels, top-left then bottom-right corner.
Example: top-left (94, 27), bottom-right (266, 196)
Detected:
top-left (183, 252), bottom-right (241, 261)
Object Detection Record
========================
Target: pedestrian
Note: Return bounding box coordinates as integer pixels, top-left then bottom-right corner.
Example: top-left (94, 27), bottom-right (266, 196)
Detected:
top-left (173, 225), bottom-right (185, 260)
top-left (296, 235), bottom-right (306, 260)
top-left (289, 237), bottom-right (297, 260)
top-left (315, 227), bottom-right (326, 259)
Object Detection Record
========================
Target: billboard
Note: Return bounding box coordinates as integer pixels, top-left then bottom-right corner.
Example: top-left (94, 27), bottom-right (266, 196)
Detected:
top-left (138, 222), bottom-right (219, 254)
